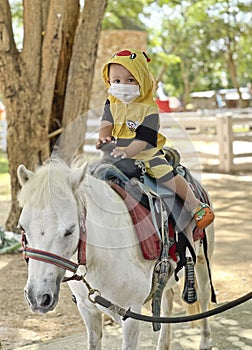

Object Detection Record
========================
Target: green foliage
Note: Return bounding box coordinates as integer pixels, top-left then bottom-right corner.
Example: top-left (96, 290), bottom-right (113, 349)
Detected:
top-left (9, 0), bottom-right (23, 49)
top-left (145, 0), bottom-right (252, 100)
top-left (103, 0), bottom-right (155, 30)
top-left (8, 0), bottom-right (252, 100)
top-left (0, 152), bottom-right (10, 197)
top-left (0, 152), bottom-right (8, 175)
top-left (0, 228), bottom-right (21, 254)
top-left (10, 0), bottom-right (22, 17)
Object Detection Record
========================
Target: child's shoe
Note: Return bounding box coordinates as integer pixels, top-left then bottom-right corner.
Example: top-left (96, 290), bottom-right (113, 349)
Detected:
top-left (192, 203), bottom-right (215, 229)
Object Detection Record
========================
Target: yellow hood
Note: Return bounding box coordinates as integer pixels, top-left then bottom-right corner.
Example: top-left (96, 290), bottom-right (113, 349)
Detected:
top-left (102, 49), bottom-right (155, 104)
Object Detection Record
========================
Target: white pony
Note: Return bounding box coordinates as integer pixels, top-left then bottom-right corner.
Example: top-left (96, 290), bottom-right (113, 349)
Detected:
top-left (17, 157), bottom-right (214, 350)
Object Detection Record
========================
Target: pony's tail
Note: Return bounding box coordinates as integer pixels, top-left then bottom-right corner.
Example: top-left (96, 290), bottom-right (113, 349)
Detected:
top-left (184, 277), bottom-right (214, 328)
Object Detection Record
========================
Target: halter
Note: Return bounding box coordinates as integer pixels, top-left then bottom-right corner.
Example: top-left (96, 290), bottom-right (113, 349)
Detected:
top-left (21, 210), bottom-right (87, 282)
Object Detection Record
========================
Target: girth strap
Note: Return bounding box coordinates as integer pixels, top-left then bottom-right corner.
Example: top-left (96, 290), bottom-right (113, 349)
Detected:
top-left (202, 234), bottom-right (217, 303)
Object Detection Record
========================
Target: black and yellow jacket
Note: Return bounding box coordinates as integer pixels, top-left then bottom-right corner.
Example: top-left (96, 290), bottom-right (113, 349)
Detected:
top-left (101, 48), bottom-right (166, 161)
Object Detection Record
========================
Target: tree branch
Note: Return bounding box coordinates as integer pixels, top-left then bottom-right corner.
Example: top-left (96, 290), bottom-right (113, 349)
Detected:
top-left (0, 0), bottom-right (17, 54)
top-left (62, 0), bottom-right (108, 126)
top-left (22, 0), bottom-right (46, 89)
top-left (48, 0), bottom-right (80, 153)
top-left (59, 0), bottom-right (107, 163)
top-left (0, 0), bottom-right (22, 108)
top-left (40, 0), bottom-right (66, 127)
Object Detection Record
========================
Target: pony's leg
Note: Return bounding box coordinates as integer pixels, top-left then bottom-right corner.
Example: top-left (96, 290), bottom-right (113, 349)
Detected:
top-left (76, 298), bottom-right (103, 350)
top-left (195, 256), bottom-right (212, 350)
top-left (156, 287), bottom-right (174, 350)
top-left (121, 312), bottom-right (140, 350)
top-left (68, 282), bottom-right (103, 349)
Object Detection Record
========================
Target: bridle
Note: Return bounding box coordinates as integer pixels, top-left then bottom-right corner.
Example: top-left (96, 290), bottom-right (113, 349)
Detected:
top-left (21, 213), bottom-right (87, 283)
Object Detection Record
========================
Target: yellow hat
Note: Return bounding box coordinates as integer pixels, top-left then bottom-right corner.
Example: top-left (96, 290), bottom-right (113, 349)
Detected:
top-left (102, 49), bottom-right (154, 103)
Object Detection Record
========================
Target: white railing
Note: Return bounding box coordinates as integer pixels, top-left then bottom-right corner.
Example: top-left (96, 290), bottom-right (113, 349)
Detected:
top-left (2, 109), bottom-right (251, 173)
top-left (159, 111), bottom-right (252, 173)
top-left (83, 109), bottom-right (252, 173)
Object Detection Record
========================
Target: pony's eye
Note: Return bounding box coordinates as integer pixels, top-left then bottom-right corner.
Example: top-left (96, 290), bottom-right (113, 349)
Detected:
top-left (64, 225), bottom-right (75, 237)
top-left (64, 230), bottom-right (72, 237)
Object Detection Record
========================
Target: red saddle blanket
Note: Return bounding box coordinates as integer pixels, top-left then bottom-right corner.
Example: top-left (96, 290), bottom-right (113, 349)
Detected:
top-left (78, 183), bottom-right (204, 265)
top-left (111, 183), bottom-right (163, 260)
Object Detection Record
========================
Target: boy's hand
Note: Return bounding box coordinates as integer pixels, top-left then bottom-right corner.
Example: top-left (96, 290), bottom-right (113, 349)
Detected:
top-left (96, 137), bottom-right (113, 149)
top-left (111, 147), bottom-right (128, 159)
top-left (111, 140), bottom-right (146, 159)
top-left (96, 138), bottom-right (116, 153)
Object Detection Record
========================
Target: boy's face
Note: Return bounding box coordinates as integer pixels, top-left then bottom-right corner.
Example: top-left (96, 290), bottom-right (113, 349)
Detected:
top-left (109, 63), bottom-right (139, 85)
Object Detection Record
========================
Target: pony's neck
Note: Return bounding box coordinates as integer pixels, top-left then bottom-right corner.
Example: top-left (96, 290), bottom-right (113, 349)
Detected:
top-left (83, 174), bottom-right (139, 249)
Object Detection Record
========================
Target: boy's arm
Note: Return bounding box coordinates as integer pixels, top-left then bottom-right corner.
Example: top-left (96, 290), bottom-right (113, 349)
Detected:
top-left (112, 140), bottom-right (147, 159)
top-left (96, 120), bottom-right (114, 148)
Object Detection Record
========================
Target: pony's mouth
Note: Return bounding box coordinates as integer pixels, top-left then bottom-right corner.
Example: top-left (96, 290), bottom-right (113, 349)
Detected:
top-left (35, 301), bottom-right (58, 314)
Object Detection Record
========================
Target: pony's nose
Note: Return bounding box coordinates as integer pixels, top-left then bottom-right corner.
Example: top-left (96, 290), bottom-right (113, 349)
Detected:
top-left (40, 293), bottom-right (52, 307)
top-left (24, 281), bottom-right (59, 313)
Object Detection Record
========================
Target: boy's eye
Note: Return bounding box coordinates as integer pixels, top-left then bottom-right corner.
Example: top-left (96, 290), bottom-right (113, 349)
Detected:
top-left (114, 79), bottom-right (120, 83)
top-left (128, 78), bottom-right (136, 83)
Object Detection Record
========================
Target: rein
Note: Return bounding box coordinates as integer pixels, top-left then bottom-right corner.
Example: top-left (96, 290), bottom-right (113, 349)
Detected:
top-left (73, 272), bottom-right (252, 324)
top-left (93, 291), bottom-right (252, 324)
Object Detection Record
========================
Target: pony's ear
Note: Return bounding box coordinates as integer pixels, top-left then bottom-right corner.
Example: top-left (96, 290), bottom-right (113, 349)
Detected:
top-left (70, 162), bottom-right (88, 191)
top-left (17, 165), bottom-right (34, 187)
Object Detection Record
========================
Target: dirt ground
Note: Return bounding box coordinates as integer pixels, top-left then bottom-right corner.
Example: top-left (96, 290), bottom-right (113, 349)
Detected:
top-left (0, 172), bottom-right (252, 350)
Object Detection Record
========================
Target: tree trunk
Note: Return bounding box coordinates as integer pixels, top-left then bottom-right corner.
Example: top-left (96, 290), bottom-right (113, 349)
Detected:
top-left (226, 42), bottom-right (243, 108)
top-left (0, 0), bottom-right (47, 230)
top-left (59, 0), bottom-right (108, 163)
top-left (0, 0), bottom-right (108, 231)
top-left (180, 60), bottom-right (191, 106)
top-left (50, 0), bottom-right (80, 150)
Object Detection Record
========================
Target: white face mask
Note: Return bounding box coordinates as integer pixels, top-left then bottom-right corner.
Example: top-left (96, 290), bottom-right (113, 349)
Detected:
top-left (108, 83), bottom-right (140, 104)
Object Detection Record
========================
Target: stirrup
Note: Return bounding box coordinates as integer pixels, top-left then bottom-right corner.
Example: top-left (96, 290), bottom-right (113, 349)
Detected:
top-left (192, 203), bottom-right (215, 229)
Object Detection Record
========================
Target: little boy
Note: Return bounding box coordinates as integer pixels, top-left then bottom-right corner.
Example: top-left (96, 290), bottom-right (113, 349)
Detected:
top-left (96, 49), bottom-right (214, 229)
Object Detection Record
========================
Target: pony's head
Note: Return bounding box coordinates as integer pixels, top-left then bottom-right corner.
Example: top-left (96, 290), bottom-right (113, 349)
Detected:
top-left (17, 158), bottom-right (87, 313)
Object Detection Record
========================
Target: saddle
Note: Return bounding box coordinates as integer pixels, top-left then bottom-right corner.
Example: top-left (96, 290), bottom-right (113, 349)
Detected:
top-left (91, 157), bottom-right (206, 262)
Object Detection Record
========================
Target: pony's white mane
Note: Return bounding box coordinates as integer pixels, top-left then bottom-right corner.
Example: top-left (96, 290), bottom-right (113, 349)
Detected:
top-left (18, 158), bottom-right (77, 209)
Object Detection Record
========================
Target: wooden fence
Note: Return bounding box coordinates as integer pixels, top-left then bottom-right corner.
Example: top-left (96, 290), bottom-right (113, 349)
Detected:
top-left (1, 110), bottom-right (251, 173)
top-left (84, 109), bottom-right (252, 173)
top-left (159, 110), bottom-right (252, 173)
